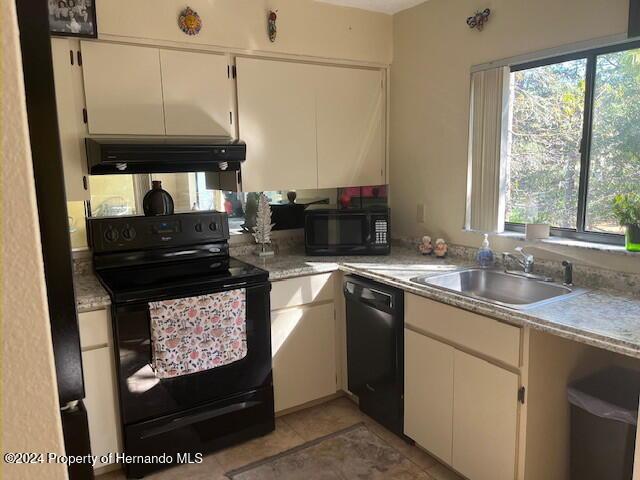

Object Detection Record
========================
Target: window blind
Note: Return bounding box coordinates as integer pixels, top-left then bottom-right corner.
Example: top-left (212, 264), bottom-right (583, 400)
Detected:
top-left (466, 66), bottom-right (510, 232)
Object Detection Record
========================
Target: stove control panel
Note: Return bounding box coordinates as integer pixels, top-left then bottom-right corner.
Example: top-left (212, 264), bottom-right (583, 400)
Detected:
top-left (88, 212), bottom-right (230, 254)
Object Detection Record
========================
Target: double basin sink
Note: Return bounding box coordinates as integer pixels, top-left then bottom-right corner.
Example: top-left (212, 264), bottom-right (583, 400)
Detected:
top-left (411, 268), bottom-right (586, 310)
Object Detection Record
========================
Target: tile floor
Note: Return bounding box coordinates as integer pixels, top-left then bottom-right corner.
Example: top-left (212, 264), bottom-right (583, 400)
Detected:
top-left (98, 396), bottom-right (464, 480)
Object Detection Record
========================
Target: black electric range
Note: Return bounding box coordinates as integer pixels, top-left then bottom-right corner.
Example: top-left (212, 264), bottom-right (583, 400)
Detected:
top-left (88, 212), bottom-right (274, 479)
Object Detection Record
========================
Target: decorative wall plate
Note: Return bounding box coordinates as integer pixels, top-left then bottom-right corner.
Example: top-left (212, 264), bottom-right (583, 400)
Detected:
top-left (178, 7), bottom-right (202, 36)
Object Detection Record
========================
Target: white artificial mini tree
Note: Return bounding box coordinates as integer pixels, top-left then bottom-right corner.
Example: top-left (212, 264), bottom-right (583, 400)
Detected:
top-left (253, 193), bottom-right (275, 256)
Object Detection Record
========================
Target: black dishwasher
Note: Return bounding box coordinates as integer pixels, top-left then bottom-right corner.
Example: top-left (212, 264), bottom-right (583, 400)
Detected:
top-left (344, 275), bottom-right (404, 436)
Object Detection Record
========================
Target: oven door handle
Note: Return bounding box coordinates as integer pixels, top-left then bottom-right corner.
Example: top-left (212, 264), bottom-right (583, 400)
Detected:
top-left (223, 281), bottom-right (248, 289)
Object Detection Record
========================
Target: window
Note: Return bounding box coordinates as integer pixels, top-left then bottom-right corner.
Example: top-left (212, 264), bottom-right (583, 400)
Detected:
top-left (504, 41), bottom-right (640, 243)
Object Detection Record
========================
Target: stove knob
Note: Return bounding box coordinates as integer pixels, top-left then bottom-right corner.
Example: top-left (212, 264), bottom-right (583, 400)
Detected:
top-left (209, 222), bottom-right (218, 231)
top-left (121, 227), bottom-right (136, 241)
top-left (104, 228), bottom-right (119, 242)
top-left (195, 223), bottom-right (203, 233)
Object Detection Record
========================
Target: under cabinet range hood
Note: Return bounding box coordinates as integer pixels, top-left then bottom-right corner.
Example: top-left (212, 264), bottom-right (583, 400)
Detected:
top-left (85, 137), bottom-right (246, 175)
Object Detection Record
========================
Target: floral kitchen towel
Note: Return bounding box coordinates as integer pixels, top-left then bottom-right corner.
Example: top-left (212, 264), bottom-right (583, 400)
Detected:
top-left (149, 289), bottom-right (247, 379)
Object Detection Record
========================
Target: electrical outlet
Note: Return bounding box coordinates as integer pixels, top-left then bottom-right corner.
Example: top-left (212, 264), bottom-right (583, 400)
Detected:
top-left (416, 203), bottom-right (425, 223)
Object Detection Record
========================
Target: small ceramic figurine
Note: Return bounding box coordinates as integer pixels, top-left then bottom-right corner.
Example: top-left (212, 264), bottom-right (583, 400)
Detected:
top-left (418, 236), bottom-right (433, 255)
top-left (434, 238), bottom-right (448, 258)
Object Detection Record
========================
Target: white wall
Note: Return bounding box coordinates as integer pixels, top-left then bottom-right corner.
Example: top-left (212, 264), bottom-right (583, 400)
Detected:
top-left (390, 0), bottom-right (640, 273)
top-left (1, 1), bottom-right (68, 479)
top-left (96, 0), bottom-right (393, 64)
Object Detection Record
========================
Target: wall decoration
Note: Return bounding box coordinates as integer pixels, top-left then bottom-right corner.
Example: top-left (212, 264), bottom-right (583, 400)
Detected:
top-left (268, 10), bottom-right (278, 43)
top-left (48, 0), bottom-right (97, 38)
top-left (467, 8), bottom-right (491, 31)
top-left (178, 6), bottom-right (202, 36)
top-left (253, 193), bottom-right (275, 257)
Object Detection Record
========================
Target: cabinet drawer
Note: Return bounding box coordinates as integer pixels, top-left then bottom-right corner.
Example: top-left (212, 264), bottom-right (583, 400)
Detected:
top-left (271, 273), bottom-right (334, 311)
top-left (405, 294), bottom-right (521, 368)
top-left (78, 309), bottom-right (110, 350)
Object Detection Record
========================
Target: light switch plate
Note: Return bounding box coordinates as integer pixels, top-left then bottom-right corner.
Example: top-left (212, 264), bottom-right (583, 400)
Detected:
top-left (416, 203), bottom-right (425, 223)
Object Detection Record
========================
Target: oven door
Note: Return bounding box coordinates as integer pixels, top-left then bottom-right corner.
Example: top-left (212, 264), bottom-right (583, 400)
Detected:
top-left (305, 212), bottom-right (370, 254)
top-left (112, 281), bottom-right (272, 426)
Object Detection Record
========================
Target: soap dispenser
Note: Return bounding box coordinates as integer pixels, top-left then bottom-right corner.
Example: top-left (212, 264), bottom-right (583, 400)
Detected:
top-left (476, 233), bottom-right (495, 268)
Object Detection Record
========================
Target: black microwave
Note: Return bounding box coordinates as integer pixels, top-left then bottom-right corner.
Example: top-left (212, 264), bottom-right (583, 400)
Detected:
top-left (304, 207), bottom-right (390, 256)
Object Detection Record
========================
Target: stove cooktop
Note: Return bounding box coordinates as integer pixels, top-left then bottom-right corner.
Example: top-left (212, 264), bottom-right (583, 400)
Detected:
top-left (95, 257), bottom-right (269, 304)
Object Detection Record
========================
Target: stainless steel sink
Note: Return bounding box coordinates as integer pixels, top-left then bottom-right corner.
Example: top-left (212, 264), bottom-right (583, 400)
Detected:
top-left (410, 268), bottom-right (586, 310)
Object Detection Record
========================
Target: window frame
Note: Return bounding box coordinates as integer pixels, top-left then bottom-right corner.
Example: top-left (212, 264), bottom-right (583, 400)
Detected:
top-left (505, 39), bottom-right (640, 246)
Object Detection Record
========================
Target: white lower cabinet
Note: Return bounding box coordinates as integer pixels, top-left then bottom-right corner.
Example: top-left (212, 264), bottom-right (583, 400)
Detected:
top-left (270, 274), bottom-right (337, 413)
top-left (452, 350), bottom-right (519, 480)
top-left (404, 328), bottom-right (454, 464)
top-left (271, 303), bottom-right (337, 412)
top-left (78, 309), bottom-right (120, 469)
top-left (82, 347), bottom-right (120, 468)
top-left (404, 297), bottom-right (521, 480)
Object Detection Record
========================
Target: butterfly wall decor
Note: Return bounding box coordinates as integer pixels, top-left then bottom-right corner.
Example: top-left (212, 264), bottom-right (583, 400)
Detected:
top-left (467, 8), bottom-right (491, 31)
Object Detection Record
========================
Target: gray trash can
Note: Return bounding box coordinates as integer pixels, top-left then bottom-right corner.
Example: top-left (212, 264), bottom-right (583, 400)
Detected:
top-left (568, 367), bottom-right (640, 480)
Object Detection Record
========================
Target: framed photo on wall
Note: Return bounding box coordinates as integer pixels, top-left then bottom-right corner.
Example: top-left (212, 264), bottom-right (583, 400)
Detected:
top-left (48, 0), bottom-right (97, 38)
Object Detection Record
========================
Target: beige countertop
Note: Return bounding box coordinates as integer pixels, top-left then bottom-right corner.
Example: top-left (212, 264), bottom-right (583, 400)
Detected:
top-left (74, 246), bottom-right (640, 359)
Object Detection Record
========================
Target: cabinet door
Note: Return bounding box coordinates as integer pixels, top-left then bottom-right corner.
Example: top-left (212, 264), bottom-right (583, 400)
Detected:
top-left (316, 67), bottom-right (385, 188)
top-left (236, 57), bottom-right (318, 192)
top-left (404, 328), bottom-right (454, 464)
top-left (82, 347), bottom-right (120, 467)
top-left (51, 38), bottom-right (89, 201)
top-left (271, 303), bottom-right (336, 412)
top-left (160, 50), bottom-right (232, 136)
top-left (453, 350), bottom-right (519, 480)
top-left (81, 41), bottom-right (164, 135)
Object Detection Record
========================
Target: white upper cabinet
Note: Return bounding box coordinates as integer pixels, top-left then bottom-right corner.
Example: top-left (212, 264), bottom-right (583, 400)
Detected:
top-left (50, 38), bottom-right (89, 201)
top-left (72, 42), bottom-right (387, 191)
top-left (81, 42), bottom-right (165, 135)
top-left (160, 50), bottom-right (232, 137)
top-left (236, 57), bottom-right (387, 192)
top-left (236, 57), bottom-right (318, 192)
top-left (316, 66), bottom-right (384, 188)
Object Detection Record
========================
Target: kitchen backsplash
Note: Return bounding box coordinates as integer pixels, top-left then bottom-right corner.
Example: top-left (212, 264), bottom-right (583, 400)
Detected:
top-left (72, 229), bottom-right (306, 275)
top-left (69, 183), bottom-right (389, 249)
